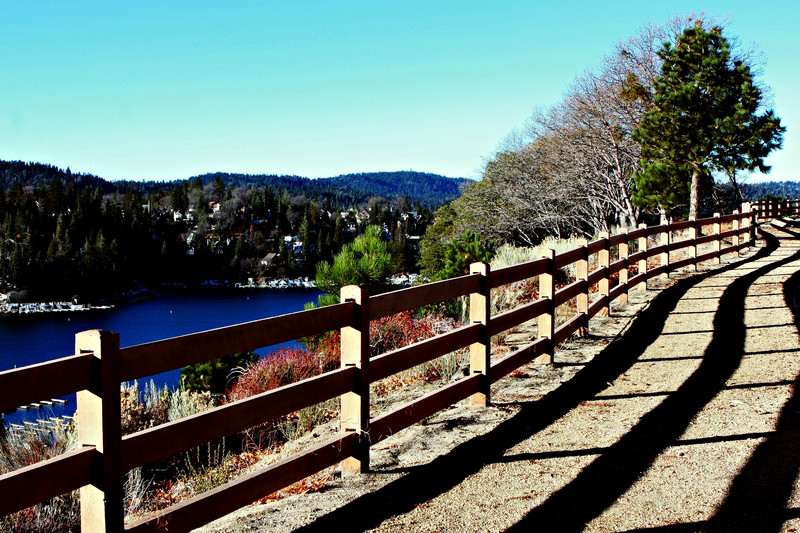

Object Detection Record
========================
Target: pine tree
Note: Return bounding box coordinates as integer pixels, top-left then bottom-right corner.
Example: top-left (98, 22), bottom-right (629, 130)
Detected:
top-left (632, 24), bottom-right (784, 218)
top-left (170, 184), bottom-right (188, 215)
top-left (277, 192), bottom-right (291, 234)
top-left (298, 216), bottom-right (316, 273)
top-left (438, 231), bottom-right (493, 280)
top-left (234, 235), bottom-right (247, 259)
top-left (311, 225), bottom-right (392, 307)
top-left (10, 244), bottom-right (24, 287)
top-left (333, 216), bottom-right (344, 250)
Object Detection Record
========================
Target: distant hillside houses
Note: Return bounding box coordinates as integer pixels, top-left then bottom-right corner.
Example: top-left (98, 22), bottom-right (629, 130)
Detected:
top-left (180, 203), bottom-right (425, 274)
top-left (0, 159), bottom-right (441, 295)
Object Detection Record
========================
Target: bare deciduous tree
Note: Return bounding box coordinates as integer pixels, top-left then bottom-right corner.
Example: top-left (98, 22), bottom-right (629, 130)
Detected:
top-left (521, 19), bottom-right (688, 231)
top-left (462, 14), bottom-right (735, 242)
top-left (455, 143), bottom-right (587, 245)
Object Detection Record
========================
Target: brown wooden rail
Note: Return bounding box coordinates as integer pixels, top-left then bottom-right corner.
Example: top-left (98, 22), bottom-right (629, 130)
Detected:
top-left (752, 199), bottom-right (800, 219)
top-left (0, 204), bottom-right (757, 532)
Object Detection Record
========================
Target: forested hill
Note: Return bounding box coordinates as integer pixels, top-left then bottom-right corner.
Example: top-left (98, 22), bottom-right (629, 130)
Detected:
top-left (0, 161), bottom-right (469, 209)
top-left (741, 181), bottom-right (800, 202)
top-left (0, 161), bottom-right (113, 193)
top-left (188, 171), bottom-right (470, 207)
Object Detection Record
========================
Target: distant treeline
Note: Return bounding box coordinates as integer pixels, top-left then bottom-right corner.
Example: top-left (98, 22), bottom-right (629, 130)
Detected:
top-left (0, 160), bottom-right (467, 300)
top-left (740, 181), bottom-right (800, 202)
top-left (0, 161), bottom-right (470, 210)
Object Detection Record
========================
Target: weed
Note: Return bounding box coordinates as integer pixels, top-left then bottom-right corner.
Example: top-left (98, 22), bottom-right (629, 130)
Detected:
top-left (174, 440), bottom-right (232, 498)
top-left (121, 380), bottom-right (169, 434)
top-left (426, 350), bottom-right (469, 383)
top-left (167, 386), bottom-right (216, 422)
top-left (279, 399), bottom-right (338, 443)
top-left (0, 421), bottom-right (78, 532)
top-left (124, 467), bottom-right (151, 518)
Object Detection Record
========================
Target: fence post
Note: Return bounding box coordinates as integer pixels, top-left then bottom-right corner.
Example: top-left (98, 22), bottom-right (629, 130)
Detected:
top-left (469, 262), bottom-right (491, 407)
top-left (618, 229), bottom-right (629, 304)
top-left (731, 209), bottom-right (740, 257)
top-left (538, 249), bottom-right (555, 364)
top-left (598, 231), bottom-right (610, 316)
top-left (576, 238), bottom-right (589, 336)
top-left (76, 329), bottom-right (123, 533)
top-left (712, 212), bottom-right (721, 265)
top-left (660, 221), bottom-right (670, 278)
top-left (340, 285), bottom-right (370, 475)
top-left (687, 216), bottom-right (697, 270)
top-left (637, 223), bottom-right (648, 291)
top-left (742, 203), bottom-right (753, 246)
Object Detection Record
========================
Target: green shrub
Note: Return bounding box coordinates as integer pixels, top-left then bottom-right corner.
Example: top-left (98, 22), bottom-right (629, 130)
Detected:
top-left (180, 351), bottom-right (259, 393)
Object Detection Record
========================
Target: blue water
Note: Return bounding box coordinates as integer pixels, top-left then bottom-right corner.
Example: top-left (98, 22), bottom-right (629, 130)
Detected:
top-left (0, 288), bottom-right (321, 426)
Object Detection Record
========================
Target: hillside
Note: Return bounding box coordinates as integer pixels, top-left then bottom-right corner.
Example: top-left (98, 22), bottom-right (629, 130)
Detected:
top-left (175, 171), bottom-right (470, 208)
top-left (741, 180), bottom-right (800, 202)
top-left (0, 161), bottom-right (113, 193)
top-left (0, 161), bottom-right (469, 209)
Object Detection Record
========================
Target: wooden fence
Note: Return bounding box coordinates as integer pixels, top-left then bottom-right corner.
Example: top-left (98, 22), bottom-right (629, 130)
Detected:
top-left (752, 198), bottom-right (800, 219)
top-left (0, 206), bottom-right (757, 532)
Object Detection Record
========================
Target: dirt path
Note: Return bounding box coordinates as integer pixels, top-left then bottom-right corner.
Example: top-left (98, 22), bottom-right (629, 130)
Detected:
top-left (198, 226), bottom-right (800, 533)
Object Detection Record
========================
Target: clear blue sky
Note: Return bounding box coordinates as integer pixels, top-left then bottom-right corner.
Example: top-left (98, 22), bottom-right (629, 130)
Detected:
top-left (1, 1), bottom-right (797, 183)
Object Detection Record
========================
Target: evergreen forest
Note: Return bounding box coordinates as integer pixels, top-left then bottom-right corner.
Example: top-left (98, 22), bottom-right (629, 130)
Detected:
top-left (0, 160), bottom-right (465, 301)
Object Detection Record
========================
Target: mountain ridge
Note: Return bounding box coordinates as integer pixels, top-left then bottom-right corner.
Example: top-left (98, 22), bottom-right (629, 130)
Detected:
top-left (0, 160), bottom-right (471, 209)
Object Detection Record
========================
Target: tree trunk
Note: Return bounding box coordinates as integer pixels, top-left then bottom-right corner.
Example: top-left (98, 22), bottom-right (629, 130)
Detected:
top-left (689, 168), bottom-right (700, 219)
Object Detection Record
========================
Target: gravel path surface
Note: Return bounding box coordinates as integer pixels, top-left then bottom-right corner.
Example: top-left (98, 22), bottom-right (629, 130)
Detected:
top-left (198, 225), bottom-right (800, 533)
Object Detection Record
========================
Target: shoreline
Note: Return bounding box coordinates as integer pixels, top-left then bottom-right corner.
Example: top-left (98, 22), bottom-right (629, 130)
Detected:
top-left (0, 272), bottom-right (416, 314)
top-left (0, 300), bottom-right (114, 315)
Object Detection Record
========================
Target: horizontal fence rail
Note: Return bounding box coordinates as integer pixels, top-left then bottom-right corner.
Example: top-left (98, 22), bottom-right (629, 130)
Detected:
top-left (119, 302), bottom-right (356, 381)
top-left (752, 199), bottom-right (800, 219)
top-left (0, 204), bottom-right (757, 532)
top-left (120, 367), bottom-right (358, 471)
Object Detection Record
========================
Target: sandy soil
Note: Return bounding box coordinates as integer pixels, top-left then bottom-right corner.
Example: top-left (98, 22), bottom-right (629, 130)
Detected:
top-left (196, 225), bottom-right (800, 533)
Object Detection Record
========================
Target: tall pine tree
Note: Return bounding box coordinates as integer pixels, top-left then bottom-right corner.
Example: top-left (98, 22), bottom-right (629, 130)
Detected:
top-left (632, 24), bottom-right (784, 218)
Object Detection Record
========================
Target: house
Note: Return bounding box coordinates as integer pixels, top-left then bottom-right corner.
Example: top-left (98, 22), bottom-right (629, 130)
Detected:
top-left (260, 253), bottom-right (278, 266)
top-left (355, 209), bottom-right (370, 224)
top-left (174, 209), bottom-right (196, 223)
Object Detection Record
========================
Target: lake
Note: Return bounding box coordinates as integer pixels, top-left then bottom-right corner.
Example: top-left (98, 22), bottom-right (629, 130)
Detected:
top-left (0, 288), bottom-right (322, 426)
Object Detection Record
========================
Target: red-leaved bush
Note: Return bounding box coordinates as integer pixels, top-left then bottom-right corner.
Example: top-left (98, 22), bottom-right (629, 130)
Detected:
top-left (228, 312), bottom-right (463, 402)
top-left (227, 347), bottom-right (338, 402)
top-left (311, 311), bottom-right (462, 362)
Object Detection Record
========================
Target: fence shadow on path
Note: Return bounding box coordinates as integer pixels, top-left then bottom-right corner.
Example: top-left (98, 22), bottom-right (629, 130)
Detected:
top-left (504, 230), bottom-right (800, 532)
top-left (614, 229), bottom-right (800, 533)
top-left (704, 236), bottom-right (800, 533)
top-left (294, 233), bottom-right (784, 533)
